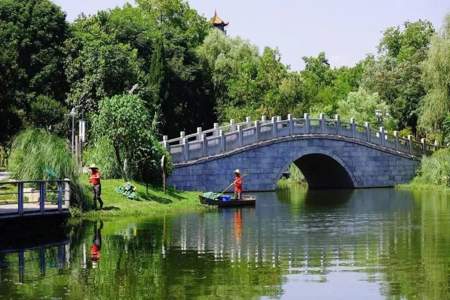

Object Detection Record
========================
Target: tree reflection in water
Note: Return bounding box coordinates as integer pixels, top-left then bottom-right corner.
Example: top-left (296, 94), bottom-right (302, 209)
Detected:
top-left (0, 186), bottom-right (449, 299)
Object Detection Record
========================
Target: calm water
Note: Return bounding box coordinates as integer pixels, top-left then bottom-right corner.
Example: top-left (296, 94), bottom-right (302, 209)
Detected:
top-left (1, 186), bottom-right (450, 299)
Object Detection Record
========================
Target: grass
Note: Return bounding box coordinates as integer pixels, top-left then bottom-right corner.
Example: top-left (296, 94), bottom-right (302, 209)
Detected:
top-left (397, 182), bottom-right (450, 193)
top-left (79, 175), bottom-right (208, 219)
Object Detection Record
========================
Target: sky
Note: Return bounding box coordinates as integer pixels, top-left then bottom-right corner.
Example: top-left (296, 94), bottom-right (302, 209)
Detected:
top-left (52, 0), bottom-right (450, 70)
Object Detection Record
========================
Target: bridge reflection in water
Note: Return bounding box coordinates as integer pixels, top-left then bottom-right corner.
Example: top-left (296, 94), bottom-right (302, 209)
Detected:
top-left (167, 188), bottom-right (415, 274)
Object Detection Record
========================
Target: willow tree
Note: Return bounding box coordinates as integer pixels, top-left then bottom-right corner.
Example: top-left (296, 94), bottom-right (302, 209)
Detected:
top-left (419, 14), bottom-right (450, 142)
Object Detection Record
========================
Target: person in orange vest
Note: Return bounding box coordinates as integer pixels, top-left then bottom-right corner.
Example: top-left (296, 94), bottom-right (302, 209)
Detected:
top-left (233, 169), bottom-right (243, 200)
top-left (89, 164), bottom-right (103, 210)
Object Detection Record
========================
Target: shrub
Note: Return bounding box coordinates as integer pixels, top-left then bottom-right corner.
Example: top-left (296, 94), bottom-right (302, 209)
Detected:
top-left (92, 94), bottom-right (171, 183)
top-left (414, 148), bottom-right (450, 186)
top-left (9, 129), bottom-right (76, 180)
top-left (8, 129), bottom-right (89, 208)
top-left (83, 137), bottom-right (121, 179)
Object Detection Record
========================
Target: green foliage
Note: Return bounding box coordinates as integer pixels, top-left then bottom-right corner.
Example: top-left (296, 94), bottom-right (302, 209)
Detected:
top-left (363, 20), bottom-right (435, 131)
top-left (8, 129), bottom-right (76, 181)
top-left (418, 14), bottom-right (450, 139)
top-left (337, 88), bottom-right (394, 128)
top-left (83, 137), bottom-right (121, 179)
top-left (0, 0), bottom-right (69, 145)
top-left (92, 94), bottom-right (169, 183)
top-left (65, 20), bottom-right (142, 114)
top-left (414, 148), bottom-right (450, 186)
top-left (28, 95), bottom-right (67, 130)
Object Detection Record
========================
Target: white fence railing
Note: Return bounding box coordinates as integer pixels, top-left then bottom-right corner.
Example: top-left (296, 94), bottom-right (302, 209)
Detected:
top-left (162, 114), bottom-right (441, 163)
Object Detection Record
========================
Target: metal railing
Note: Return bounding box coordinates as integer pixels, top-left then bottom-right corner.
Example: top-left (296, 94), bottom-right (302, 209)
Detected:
top-left (0, 179), bottom-right (70, 217)
top-left (161, 114), bottom-right (441, 163)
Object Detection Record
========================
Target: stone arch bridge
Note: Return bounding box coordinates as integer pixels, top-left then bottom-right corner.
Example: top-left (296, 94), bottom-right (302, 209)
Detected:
top-left (162, 114), bottom-right (439, 192)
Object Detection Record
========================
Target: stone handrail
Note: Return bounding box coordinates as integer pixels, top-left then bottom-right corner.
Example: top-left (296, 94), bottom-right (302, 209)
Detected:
top-left (162, 114), bottom-right (441, 163)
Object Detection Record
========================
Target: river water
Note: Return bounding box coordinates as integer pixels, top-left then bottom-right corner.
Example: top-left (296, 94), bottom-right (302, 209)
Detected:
top-left (1, 186), bottom-right (450, 299)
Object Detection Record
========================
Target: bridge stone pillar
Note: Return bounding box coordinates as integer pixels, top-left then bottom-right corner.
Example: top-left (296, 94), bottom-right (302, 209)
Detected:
top-left (213, 123), bottom-right (219, 136)
top-left (393, 131), bottom-right (399, 150)
top-left (304, 113), bottom-right (310, 133)
top-left (254, 120), bottom-right (260, 140)
top-left (365, 122), bottom-right (371, 142)
top-left (237, 125), bottom-right (243, 146)
top-left (219, 130), bottom-right (225, 152)
top-left (271, 117), bottom-right (277, 138)
top-left (379, 127), bottom-right (385, 145)
top-left (197, 127), bottom-right (203, 141)
top-left (350, 118), bottom-right (356, 138)
top-left (319, 113), bottom-right (325, 132)
top-left (408, 135), bottom-right (413, 154)
top-left (287, 114), bottom-right (293, 135)
top-left (335, 114), bottom-right (340, 135)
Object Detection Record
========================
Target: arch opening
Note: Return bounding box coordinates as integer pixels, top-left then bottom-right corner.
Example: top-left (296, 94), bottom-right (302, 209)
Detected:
top-left (293, 154), bottom-right (355, 189)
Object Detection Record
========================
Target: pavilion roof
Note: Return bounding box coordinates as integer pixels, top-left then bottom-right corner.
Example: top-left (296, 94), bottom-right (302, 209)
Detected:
top-left (210, 11), bottom-right (229, 26)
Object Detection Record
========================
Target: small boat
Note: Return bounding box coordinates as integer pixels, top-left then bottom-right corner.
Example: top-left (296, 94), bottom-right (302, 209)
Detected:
top-left (199, 193), bottom-right (256, 208)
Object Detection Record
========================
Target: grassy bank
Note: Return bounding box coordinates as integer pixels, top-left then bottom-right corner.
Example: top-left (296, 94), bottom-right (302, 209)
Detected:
top-left (78, 176), bottom-right (207, 219)
top-left (397, 182), bottom-right (450, 193)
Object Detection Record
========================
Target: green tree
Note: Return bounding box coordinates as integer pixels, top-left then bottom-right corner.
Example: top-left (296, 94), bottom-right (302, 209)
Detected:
top-left (0, 0), bottom-right (69, 144)
top-left (65, 18), bottom-right (142, 115)
top-left (337, 88), bottom-right (393, 128)
top-left (418, 14), bottom-right (450, 141)
top-left (363, 20), bottom-right (435, 132)
top-left (92, 94), bottom-right (167, 182)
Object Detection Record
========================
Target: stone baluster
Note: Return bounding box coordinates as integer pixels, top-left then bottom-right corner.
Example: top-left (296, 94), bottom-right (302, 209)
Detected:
top-left (180, 131), bottom-right (188, 161)
top-left (421, 138), bottom-right (426, 153)
top-left (379, 127), bottom-right (385, 146)
top-left (237, 125), bottom-right (243, 146)
top-left (213, 123), bottom-right (219, 136)
top-left (162, 135), bottom-right (168, 149)
top-left (287, 114), bottom-right (293, 135)
top-left (202, 133), bottom-right (208, 156)
top-left (230, 119), bottom-right (235, 132)
top-left (319, 113), bottom-right (325, 132)
top-left (365, 122), bottom-right (371, 142)
top-left (304, 113), bottom-right (310, 134)
top-left (196, 127), bottom-right (203, 141)
top-left (39, 182), bottom-right (46, 213)
top-left (17, 181), bottom-right (24, 216)
top-left (271, 117), bottom-right (277, 138)
top-left (219, 130), bottom-right (225, 152)
top-left (254, 120), bottom-right (260, 140)
top-left (407, 135), bottom-right (413, 154)
top-left (350, 118), bottom-right (356, 138)
top-left (434, 140), bottom-right (439, 151)
top-left (393, 131), bottom-right (399, 150)
top-left (335, 114), bottom-right (340, 135)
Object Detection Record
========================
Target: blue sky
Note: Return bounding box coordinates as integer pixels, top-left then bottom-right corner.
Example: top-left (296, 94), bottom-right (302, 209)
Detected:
top-left (52, 0), bottom-right (449, 70)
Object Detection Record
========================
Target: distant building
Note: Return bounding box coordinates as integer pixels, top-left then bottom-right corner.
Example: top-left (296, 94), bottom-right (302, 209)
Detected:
top-left (210, 10), bottom-right (229, 34)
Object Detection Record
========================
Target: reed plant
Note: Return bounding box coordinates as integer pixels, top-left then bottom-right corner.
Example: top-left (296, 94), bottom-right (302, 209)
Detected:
top-left (8, 129), bottom-right (90, 208)
top-left (413, 148), bottom-right (450, 186)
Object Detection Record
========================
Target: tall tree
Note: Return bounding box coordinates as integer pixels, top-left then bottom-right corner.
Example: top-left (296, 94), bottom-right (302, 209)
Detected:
top-left (418, 14), bottom-right (450, 142)
top-left (0, 0), bottom-right (69, 144)
top-left (363, 20), bottom-right (435, 132)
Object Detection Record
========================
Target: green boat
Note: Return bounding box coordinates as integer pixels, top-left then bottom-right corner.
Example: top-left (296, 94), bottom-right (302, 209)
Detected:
top-left (199, 192), bottom-right (256, 208)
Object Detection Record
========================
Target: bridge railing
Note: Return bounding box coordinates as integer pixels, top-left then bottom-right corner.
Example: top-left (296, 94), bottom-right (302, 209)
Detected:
top-left (163, 114), bottom-right (441, 163)
top-left (0, 179), bottom-right (70, 217)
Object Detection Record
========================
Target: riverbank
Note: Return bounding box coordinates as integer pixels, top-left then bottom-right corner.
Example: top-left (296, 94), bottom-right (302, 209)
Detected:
top-left (78, 176), bottom-right (207, 220)
top-left (397, 182), bottom-right (450, 193)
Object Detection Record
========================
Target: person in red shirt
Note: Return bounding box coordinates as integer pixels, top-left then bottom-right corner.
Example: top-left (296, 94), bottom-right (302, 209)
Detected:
top-left (233, 169), bottom-right (243, 200)
top-left (89, 164), bottom-right (103, 210)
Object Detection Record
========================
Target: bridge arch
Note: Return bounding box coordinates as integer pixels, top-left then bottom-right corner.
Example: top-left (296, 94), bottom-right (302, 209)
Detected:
top-left (286, 153), bottom-right (355, 189)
